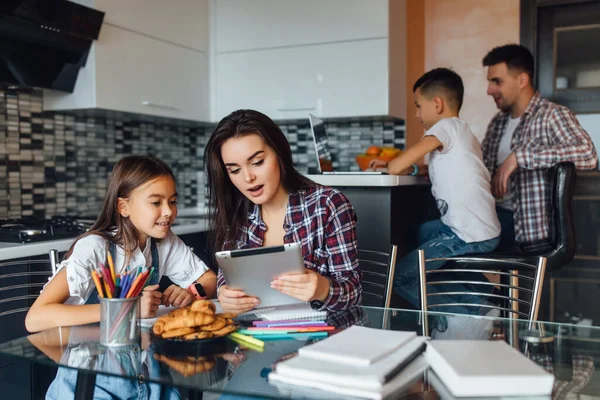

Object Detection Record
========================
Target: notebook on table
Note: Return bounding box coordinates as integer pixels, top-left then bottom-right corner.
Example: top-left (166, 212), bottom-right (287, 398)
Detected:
top-left (269, 355), bottom-right (427, 400)
top-left (426, 340), bottom-right (555, 397)
top-left (249, 303), bottom-right (327, 321)
top-left (298, 325), bottom-right (418, 367)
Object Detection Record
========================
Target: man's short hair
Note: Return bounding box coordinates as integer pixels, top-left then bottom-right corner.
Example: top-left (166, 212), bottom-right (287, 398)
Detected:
top-left (413, 68), bottom-right (464, 112)
top-left (482, 44), bottom-right (535, 84)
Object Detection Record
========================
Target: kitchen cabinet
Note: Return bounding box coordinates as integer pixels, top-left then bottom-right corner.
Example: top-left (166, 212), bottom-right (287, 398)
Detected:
top-left (215, 0), bottom-right (387, 52)
top-left (213, 0), bottom-right (408, 121)
top-left (216, 39), bottom-right (388, 120)
top-left (93, 0), bottom-right (209, 52)
top-left (44, 1), bottom-right (210, 121)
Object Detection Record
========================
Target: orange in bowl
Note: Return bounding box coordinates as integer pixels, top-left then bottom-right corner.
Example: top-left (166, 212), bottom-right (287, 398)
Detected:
top-left (355, 152), bottom-right (400, 171)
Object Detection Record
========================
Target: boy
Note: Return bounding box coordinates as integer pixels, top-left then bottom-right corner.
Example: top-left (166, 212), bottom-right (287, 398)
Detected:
top-left (371, 68), bottom-right (500, 317)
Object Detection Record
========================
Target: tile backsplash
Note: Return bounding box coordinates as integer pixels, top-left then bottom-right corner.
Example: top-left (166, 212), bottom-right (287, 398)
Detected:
top-left (0, 85), bottom-right (405, 219)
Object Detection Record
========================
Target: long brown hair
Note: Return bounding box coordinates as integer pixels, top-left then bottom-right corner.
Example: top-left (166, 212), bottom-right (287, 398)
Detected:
top-left (64, 155), bottom-right (176, 264)
top-left (204, 109), bottom-right (315, 252)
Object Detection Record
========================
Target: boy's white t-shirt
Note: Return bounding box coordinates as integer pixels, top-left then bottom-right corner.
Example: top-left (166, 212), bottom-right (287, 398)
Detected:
top-left (425, 117), bottom-right (501, 243)
top-left (50, 230), bottom-right (209, 305)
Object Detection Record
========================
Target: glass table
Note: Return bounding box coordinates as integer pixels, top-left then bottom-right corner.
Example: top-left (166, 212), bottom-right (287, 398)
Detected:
top-left (1, 306), bottom-right (599, 399)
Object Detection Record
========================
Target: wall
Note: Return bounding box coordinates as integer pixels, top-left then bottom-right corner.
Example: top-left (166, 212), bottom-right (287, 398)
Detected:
top-left (0, 85), bottom-right (405, 220)
top-left (423, 0), bottom-right (521, 141)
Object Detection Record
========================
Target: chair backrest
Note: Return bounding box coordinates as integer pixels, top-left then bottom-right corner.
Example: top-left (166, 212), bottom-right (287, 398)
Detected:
top-left (417, 250), bottom-right (547, 325)
top-left (546, 161), bottom-right (576, 269)
top-left (359, 245), bottom-right (398, 308)
top-left (0, 249), bottom-right (59, 318)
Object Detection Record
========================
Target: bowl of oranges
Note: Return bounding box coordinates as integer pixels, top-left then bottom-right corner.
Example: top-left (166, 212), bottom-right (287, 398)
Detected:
top-left (355, 146), bottom-right (401, 171)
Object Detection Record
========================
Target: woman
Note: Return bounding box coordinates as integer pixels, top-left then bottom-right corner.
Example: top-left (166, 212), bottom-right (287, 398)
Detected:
top-left (204, 109), bottom-right (362, 314)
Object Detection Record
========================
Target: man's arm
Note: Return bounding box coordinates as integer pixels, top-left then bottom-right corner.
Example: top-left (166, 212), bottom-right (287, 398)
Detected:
top-left (514, 107), bottom-right (598, 170)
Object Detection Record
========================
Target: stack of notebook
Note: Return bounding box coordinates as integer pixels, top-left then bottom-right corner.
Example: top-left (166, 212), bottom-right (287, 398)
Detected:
top-left (268, 326), bottom-right (427, 399)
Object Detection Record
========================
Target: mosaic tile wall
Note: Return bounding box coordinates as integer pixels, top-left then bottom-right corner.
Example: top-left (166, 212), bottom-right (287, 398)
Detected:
top-left (0, 85), bottom-right (405, 219)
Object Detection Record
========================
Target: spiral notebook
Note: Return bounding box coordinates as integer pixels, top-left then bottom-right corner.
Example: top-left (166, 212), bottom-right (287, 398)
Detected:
top-left (254, 304), bottom-right (327, 321)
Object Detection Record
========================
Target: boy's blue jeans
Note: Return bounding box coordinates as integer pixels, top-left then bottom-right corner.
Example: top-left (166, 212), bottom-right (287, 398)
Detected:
top-left (393, 219), bottom-right (500, 315)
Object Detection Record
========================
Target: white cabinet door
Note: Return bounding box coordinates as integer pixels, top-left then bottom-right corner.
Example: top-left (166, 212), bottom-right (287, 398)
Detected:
top-left (215, 0), bottom-right (388, 52)
top-left (215, 38), bottom-right (387, 120)
top-left (93, 0), bottom-right (210, 51)
top-left (94, 25), bottom-right (209, 121)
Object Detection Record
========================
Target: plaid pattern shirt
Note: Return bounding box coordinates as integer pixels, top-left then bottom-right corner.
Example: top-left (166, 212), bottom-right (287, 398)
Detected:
top-left (482, 92), bottom-right (598, 244)
top-left (217, 185), bottom-right (362, 311)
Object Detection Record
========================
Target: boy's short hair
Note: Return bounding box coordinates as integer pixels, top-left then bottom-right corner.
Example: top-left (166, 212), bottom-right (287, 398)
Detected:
top-left (413, 68), bottom-right (464, 112)
top-left (482, 44), bottom-right (535, 84)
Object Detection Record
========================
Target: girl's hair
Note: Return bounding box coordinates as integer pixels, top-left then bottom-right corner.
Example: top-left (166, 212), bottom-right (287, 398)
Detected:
top-left (204, 109), bottom-right (315, 253)
top-left (64, 155), bottom-right (176, 263)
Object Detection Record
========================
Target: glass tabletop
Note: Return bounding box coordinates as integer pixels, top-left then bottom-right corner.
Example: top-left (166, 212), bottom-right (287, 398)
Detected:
top-left (1, 306), bottom-right (599, 399)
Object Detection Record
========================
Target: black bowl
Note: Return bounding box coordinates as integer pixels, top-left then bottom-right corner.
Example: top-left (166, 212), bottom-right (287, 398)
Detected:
top-left (151, 332), bottom-right (237, 357)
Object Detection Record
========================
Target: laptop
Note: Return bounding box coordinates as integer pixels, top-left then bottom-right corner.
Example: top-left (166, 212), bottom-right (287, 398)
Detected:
top-left (308, 114), bottom-right (387, 175)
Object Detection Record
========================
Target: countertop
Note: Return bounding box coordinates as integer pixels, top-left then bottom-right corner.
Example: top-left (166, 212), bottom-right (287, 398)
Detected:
top-left (306, 174), bottom-right (428, 187)
top-left (0, 217), bottom-right (209, 261)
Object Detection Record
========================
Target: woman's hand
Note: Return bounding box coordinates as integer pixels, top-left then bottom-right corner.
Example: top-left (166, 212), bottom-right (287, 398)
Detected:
top-left (140, 284), bottom-right (162, 318)
top-left (162, 284), bottom-right (194, 307)
top-left (368, 159), bottom-right (388, 170)
top-left (218, 285), bottom-right (260, 314)
top-left (271, 270), bottom-right (331, 302)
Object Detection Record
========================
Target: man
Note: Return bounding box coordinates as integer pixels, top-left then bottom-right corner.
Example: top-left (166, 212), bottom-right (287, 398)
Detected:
top-left (482, 44), bottom-right (597, 252)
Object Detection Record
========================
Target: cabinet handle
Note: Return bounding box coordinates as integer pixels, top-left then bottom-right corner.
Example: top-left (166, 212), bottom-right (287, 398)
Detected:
top-left (276, 107), bottom-right (316, 112)
top-left (141, 101), bottom-right (178, 110)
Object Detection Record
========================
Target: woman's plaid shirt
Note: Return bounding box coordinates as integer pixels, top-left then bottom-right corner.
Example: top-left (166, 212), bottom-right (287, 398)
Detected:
top-left (217, 185), bottom-right (362, 311)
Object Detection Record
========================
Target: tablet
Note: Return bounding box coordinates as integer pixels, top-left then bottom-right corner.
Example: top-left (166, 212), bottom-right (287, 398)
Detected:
top-left (215, 243), bottom-right (306, 309)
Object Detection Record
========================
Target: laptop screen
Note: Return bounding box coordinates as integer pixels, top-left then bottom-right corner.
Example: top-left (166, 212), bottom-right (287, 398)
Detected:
top-left (308, 114), bottom-right (334, 173)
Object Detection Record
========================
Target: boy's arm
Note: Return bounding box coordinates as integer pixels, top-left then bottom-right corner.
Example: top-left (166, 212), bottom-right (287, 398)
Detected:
top-left (386, 136), bottom-right (442, 175)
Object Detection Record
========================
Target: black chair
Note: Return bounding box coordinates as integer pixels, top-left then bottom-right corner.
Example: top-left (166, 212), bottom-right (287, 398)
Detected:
top-left (486, 161), bottom-right (576, 270)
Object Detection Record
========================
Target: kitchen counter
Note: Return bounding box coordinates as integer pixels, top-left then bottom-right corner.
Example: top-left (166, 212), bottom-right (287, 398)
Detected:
top-left (0, 218), bottom-right (210, 261)
top-left (306, 174), bottom-right (428, 187)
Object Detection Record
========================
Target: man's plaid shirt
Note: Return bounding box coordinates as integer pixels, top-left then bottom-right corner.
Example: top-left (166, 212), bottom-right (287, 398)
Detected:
top-left (217, 185), bottom-right (362, 311)
top-left (482, 92), bottom-right (597, 244)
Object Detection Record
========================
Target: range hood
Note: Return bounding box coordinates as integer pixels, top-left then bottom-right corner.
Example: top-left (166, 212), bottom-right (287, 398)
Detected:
top-left (0, 0), bottom-right (104, 92)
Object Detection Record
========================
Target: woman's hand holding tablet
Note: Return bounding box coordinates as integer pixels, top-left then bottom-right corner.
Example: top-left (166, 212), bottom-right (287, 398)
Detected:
top-left (270, 270), bottom-right (331, 302)
top-left (217, 286), bottom-right (260, 314)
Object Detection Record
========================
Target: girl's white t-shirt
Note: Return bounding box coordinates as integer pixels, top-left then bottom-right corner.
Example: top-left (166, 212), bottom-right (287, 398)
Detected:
top-left (425, 117), bottom-right (501, 243)
top-left (52, 230), bottom-right (209, 305)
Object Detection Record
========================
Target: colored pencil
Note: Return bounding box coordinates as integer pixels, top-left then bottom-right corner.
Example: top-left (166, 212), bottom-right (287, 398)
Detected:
top-left (126, 269), bottom-right (146, 298)
top-left (253, 332), bottom-right (329, 340)
top-left (229, 332), bottom-right (265, 348)
top-left (107, 251), bottom-right (116, 286)
top-left (253, 321), bottom-right (328, 328)
top-left (91, 270), bottom-right (104, 298)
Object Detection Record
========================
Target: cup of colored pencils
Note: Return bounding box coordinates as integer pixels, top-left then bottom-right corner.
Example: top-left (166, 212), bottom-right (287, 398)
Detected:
top-left (99, 296), bottom-right (140, 347)
top-left (93, 257), bottom-right (155, 347)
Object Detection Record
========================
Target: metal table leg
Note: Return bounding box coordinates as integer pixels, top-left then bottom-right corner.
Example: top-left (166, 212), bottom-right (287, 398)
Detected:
top-left (74, 371), bottom-right (96, 400)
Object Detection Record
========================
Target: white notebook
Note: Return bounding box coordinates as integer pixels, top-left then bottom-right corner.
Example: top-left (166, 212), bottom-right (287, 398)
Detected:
top-left (426, 340), bottom-right (555, 397)
top-left (254, 303), bottom-right (327, 321)
top-left (276, 336), bottom-right (426, 390)
top-left (269, 355), bottom-right (427, 400)
top-left (298, 326), bottom-right (417, 367)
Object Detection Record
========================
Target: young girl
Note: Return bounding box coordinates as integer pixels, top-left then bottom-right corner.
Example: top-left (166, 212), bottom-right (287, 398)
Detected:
top-left (204, 109), bottom-right (362, 315)
top-left (25, 155), bottom-right (217, 333)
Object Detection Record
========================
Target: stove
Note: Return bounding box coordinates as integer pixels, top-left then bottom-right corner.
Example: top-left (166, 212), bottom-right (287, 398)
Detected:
top-left (0, 216), bottom-right (96, 243)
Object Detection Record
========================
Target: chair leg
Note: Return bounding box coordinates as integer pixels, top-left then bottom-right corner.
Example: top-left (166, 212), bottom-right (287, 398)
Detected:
top-left (509, 270), bottom-right (519, 348)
